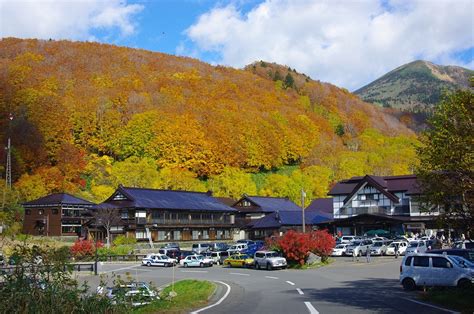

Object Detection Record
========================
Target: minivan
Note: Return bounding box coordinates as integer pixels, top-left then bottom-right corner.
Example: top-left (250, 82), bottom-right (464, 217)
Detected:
top-left (205, 251), bottom-right (230, 265)
top-left (227, 243), bottom-right (248, 254)
top-left (192, 243), bottom-right (211, 254)
top-left (400, 253), bottom-right (474, 290)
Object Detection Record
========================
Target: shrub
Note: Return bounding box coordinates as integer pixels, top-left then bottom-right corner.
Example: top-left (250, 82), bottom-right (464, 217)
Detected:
top-left (309, 230), bottom-right (336, 262)
top-left (70, 239), bottom-right (103, 259)
top-left (113, 235), bottom-right (137, 246)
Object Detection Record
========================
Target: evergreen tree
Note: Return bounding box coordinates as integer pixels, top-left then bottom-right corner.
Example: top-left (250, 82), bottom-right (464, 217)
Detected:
top-left (284, 73), bottom-right (295, 89)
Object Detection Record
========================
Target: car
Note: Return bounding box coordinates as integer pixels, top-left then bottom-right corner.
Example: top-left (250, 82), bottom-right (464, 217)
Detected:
top-left (332, 244), bottom-right (349, 256)
top-left (227, 243), bottom-right (248, 254)
top-left (179, 254), bottom-right (213, 268)
top-left (426, 249), bottom-right (474, 263)
top-left (453, 240), bottom-right (474, 250)
top-left (208, 242), bottom-right (229, 252)
top-left (254, 251), bottom-right (287, 270)
top-left (370, 241), bottom-right (388, 256)
top-left (141, 253), bottom-right (176, 267)
top-left (97, 281), bottom-right (158, 307)
top-left (192, 243), bottom-right (211, 254)
top-left (205, 251), bottom-right (230, 265)
top-left (176, 250), bottom-right (195, 262)
top-left (345, 240), bottom-right (373, 256)
top-left (158, 248), bottom-right (180, 260)
top-left (400, 253), bottom-right (474, 290)
top-left (405, 241), bottom-right (428, 255)
top-left (386, 241), bottom-right (408, 256)
top-left (161, 242), bottom-right (180, 249)
top-left (340, 236), bottom-right (357, 244)
top-left (224, 254), bottom-right (255, 268)
top-left (236, 239), bottom-right (255, 245)
top-left (450, 255), bottom-right (474, 269)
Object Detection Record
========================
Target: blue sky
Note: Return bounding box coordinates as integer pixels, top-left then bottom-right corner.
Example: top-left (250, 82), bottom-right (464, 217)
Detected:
top-left (1, 0), bottom-right (472, 90)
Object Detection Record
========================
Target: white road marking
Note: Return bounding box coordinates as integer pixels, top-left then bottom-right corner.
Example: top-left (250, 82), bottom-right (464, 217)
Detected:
top-left (296, 288), bottom-right (304, 295)
top-left (265, 276), bottom-right (279, 280)
top-left (191, 281), bottom-right (231, 314)
top-left (401, 297), bottom-right (459, 314)
top-left (304, 301), bottom-right (320, 314)
top-left (229, 272), bottom-right (250, 276)
top-left (102, 265), bottom-right (140, 274)
top-left (180, 270), bottom-right (208, 273)
top-left (286, 280), bottom-right (295, 285)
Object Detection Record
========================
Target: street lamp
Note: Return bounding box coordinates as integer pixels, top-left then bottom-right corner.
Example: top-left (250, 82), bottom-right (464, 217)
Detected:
top-left (301, 188), bottom-right (306, 233)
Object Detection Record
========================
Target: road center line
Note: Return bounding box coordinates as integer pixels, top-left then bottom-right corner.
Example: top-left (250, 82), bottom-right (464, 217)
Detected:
top-left (286, 280), bottom-right (295, 285)
top-left (265, 276), bottom-right (279, 279)
top-left (180, 270), bottom-right (208, 273)
top-left (229, 272), bottom-right (250, 276)
top-left (304, 301), bottom-right (320, 314)
top-left (102, 265), bottom-right (140, 274)
top-left (191, 281), bottom-right (231, 314)
top-left (401, 297), bottom-right (458, 314)
top-left (296, 288), bottom-right (304, 295)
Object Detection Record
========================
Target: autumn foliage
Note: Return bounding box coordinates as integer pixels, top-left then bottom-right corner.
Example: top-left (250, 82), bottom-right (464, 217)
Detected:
top-left (269, 229), bottom-right (335, 265)
top-left (70, 239), bottom-right (103, 259)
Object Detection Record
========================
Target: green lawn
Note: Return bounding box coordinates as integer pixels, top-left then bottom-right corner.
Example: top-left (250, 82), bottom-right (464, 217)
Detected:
top-left (420, 287), bottom-right (474, 314)
top-left (133, 280), bottom-right (215, 314)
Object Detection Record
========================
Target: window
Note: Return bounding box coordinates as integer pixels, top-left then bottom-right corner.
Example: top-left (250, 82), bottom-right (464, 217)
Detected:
top-left (152, 211), bottom-right (164, 220)
top-left (121, 211), bottom-right (129, 219)
top-left (202, 230), bottom-right (209, 240)
top-left (373, 194), bottom-right (379, 200)
top-left (360, 195), bottom-right (366, 201)
top-left (216, 230), bottom-right (223, 240)
top-left (432, 257), bottom-right (450, 268)
top-left (242, 200), bottom-right (251, 207)
top-left (38, 209), bottom-right (44, 215)
top-left (113, 193), bottom-right (127, 201)
top-left (192, 230), bottom-right (199, 240)
top-left (173, 230), bottom-right (181, 240)
top-left (413, 256), bottom-right (429, 267)
top-left (404, 256), bottom-right (413, 266)
top-left (25, 209), bottom-right (31, 215)
top-left (158, 231), bottom-right (166, 241)
top-left (135, 231), bottom-right (147, 239)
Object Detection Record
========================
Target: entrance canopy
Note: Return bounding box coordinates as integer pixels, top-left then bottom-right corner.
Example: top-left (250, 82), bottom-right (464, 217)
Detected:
top-left (365, 229), bottom-right (390, 237)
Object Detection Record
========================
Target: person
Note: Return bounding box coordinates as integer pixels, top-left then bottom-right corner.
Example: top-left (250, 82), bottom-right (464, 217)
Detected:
top-left (366, 249), bottom-right (371, 263)
top-left (394, 243), bottom-right (399, 259)
top-left (352, 249), bottom-right (358, 262)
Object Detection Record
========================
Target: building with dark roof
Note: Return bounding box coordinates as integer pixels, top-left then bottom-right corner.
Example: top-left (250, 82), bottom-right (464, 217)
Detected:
top-left (326, 174), bottom-right (439, 236)
top-left (91, 186), bottom-right (237, 242)
top-left (22, 193), bottom-right (95, 237)
top-left (305, 198), bottom-right (334, 218)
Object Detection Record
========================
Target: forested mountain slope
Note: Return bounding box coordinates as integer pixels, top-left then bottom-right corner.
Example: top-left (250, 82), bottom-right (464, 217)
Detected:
top-left (0, 38), bottom-right (418, 204)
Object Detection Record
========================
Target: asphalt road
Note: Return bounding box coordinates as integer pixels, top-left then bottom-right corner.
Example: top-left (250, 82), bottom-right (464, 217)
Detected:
top-left (79, 256), bottom-right (456, 314)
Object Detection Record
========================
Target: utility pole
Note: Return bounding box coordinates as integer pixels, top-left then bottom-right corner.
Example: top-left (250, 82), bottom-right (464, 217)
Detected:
top-left (2, 113), bottom-right (13, 210)
top-left (301, 188), bottom-right (306, 233)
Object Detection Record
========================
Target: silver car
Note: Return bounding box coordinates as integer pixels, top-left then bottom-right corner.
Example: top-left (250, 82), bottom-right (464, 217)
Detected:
top-left (254, 251), bottom-right (287, 270)
top-left (370, 241), bottom-right (388, 256)
top-left (346, 240), bottom-right (373, 256)
top-left (400, 253), bottom-right (474, 290)
top-left (405, 241), bottom-right (428, 255)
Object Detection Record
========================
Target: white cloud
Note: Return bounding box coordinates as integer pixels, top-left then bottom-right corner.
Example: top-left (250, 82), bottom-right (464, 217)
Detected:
top-left (0, 0), bottom-right (143, 40)
top-left (184, 0), bottom-right (474, 90)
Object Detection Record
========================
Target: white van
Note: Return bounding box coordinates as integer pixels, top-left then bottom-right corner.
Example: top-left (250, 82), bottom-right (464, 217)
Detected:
top-left (405, 241), bottom-right (428, 255)
top-left (386, 241), bottom-right (408, 255)
top-left (227, 243), bottom-right (248, 254)
top-left (400, 253), bottom-right (474, 290)
top-left (340, 236), bottom-right (357, 244)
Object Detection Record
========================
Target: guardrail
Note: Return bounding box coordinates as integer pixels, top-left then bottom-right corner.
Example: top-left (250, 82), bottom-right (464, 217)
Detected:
top-left (0, 262), bottom-right (97, 274)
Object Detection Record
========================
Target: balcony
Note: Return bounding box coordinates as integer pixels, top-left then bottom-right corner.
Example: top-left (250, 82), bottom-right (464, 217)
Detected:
top-left (149, 217), bottom-right (232, 225)
top-left (338, 206), bottom-right (390, 216)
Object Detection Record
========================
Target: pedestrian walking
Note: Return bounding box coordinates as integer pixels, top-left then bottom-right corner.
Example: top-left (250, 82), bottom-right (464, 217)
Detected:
top-left (352, 249), bottom-right (359, 262)
top-left (395, 243), bottom-right (399, 259)
top-left (366, 249), bottom-right (371, 263)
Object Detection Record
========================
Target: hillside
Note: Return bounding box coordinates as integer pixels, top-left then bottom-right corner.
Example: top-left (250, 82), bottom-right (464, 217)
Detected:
top-left (0, 38), bottom-right (418, 204)
top-left (355, 60), bottom-right (473, 111)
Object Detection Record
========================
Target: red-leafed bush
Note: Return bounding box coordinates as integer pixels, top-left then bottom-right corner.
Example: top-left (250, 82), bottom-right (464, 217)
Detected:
top-left (268, 229), bottom-right (336, 265)
top-left (70, 239), bottom-right (103, 259)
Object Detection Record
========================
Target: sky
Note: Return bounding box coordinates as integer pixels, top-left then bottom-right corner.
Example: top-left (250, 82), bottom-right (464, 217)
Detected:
top-left (0, 0), bottom-right (473, 90)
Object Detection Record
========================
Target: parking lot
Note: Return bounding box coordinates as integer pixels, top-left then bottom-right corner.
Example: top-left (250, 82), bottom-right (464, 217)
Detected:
top-left (79, 255), bottom-right (454, 314)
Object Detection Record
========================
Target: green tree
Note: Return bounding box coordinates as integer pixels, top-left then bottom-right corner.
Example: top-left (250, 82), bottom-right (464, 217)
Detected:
top-left (111, 157), bottom-right (160, 188)
top-left (416, 90), bottom-right (474, 236)
top-left (284, 73), bottom-right (295, 89)
top-left (207, 167), bottom-right (257, 198)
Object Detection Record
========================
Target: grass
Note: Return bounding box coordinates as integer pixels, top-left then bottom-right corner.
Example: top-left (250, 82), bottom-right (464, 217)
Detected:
top-left (287, 258), bottom-right (333, 270)
top-left (133, 280), bottom-right (215, 314)
top-left (420, 287), bottom-right (474, 314)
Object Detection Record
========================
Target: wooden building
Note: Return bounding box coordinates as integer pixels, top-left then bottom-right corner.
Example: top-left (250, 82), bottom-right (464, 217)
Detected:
top-left (22, 193), bottom-right (95, 237)
top-left (88, 186), bottom-right (236, 242)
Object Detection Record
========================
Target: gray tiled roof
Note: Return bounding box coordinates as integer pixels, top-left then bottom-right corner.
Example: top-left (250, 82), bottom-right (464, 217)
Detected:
top-left (23, 193), bottom-right (95, 207)
top-left (244, 196), bottom-right (301, 212)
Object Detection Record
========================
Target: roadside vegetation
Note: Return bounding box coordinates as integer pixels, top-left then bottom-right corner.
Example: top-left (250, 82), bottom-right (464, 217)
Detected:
top-left (421, 287), bottom-right (474, 314)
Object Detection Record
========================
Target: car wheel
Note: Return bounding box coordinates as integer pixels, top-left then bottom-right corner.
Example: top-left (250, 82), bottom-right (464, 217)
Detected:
top-left (457, 278), bottom-right (471, 289)
top-left (200, 262), bottom-right (204, 268)
top-left (402, 278), bottom-right (416, 291)
top-left (255, 262), bottom-right (260, 270)
top-left (266, 263), bottom-right (272, 271)
top-left (147, 262), bottom-right (151, 267)
top-left (184, 263), bottom-right (188, 268)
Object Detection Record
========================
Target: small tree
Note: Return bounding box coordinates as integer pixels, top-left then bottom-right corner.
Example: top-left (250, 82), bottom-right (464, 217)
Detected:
top-left (93, 206), bottom-right (122, 248)
top-left (310, 230), bottom-right (336, 262)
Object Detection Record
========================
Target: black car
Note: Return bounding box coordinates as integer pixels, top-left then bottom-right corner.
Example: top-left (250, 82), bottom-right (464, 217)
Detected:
top-left (209, 242), bottom-right (229, 251)
top-left (427, 249), bottom-right (474, 262)
top-left (158, 248), bottom-right (180, 260)
top-left (176, 250), bottom-right (194, 262)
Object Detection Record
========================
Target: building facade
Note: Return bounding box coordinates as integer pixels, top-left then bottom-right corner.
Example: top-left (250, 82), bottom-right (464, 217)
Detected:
top-left (22, 193), bottom-right (95, 237)
top-left (327, 174), bottom-right (440, 236)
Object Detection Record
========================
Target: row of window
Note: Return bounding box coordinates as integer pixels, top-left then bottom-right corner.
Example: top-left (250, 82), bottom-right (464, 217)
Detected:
top-left (404, 256), bottom-right (451, 268)
top-left (25, 209), bottom-right (85, 216)
top-left (136, 229), bottom-right (231, 240)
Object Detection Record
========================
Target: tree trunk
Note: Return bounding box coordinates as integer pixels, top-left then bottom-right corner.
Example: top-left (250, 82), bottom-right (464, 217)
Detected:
top-left (106, 228), bottom-right (111, 248)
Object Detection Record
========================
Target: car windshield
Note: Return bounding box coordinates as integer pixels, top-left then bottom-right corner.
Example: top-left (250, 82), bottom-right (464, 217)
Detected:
top-left (196, 255), bottom-right (204, 260)
top-left (267, 252), bottom-right (280, 258)
top-left (335, 245), bottom-right (345, 249)
top-left (409, 242), bottom-right (419, 248)
top-left (373, 242), bottom-right (383, 247)
top-left (388, 243), bottom-right (398, 248)
top-left (351, 241), bottom-right (361, 246)
top-left (450, 255), bottom-right (474, 268)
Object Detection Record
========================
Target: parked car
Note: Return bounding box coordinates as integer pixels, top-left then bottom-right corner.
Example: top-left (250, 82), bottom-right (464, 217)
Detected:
top-left (453, 240), bottom-right (474, 250)
top-left (340, 236), bottom-right (357, 244)
top-left (427, 249), bottom-right (474, 263)
top-left (332, 244), bottom-right (349, 256)
top-left (205, 251), bottom-right (230, 265)
top-left (400, 253), bottom-right (474, 290)
top-left (97, 282), bottom-right (158, 307)
top-left (236, 239), bottom-right (255, 246)
top-left (176, 250), bottom-right (195, 262)
top-left (208, 242), bottom-right (229, 252)
top-left (179, 255), bottom-right (213, 268)
top-left (227, 243), bottom-right (248, 254)
top-left (345, 240), bottom-right (373, 256)
top-left (254, 251), bottom-right (287, 270)
top-left (192, 243), bottom-right (211, 254)
top-left (158, 248), bottom-right (180, 260)
top-left (405, 241), bottom-right (428, 255)
top-left (370, 241), bottom-right (388, 256)
top-left (224, 254), bottom-right (254, 268)
top-left (386, 241), bottom-right (408, 256)
top-left (141, 254), bottom-right (176, 267)
top-left (161, 243), bottom-right (180, 249)
top-left (450, 255), bottom-right (474, 269)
